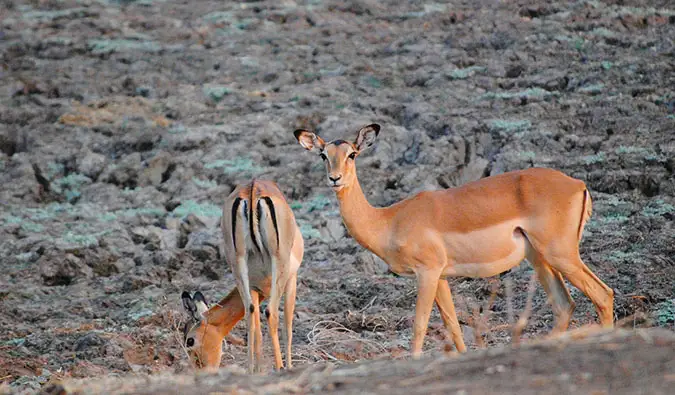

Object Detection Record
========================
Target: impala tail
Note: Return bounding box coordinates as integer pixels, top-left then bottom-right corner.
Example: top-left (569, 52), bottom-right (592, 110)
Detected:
top-left (578, 189), bottom-right (593, 241)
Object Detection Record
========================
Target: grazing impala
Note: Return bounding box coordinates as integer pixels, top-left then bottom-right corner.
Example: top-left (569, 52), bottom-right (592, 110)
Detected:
top-left (182, 180), bottom-right (304, 372)
top-left (294, 124), bottom-right (614, 357)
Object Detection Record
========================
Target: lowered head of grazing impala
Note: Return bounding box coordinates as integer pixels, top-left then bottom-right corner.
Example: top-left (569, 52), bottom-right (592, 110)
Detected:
top-left (294, 124), bottom-right (614, 358)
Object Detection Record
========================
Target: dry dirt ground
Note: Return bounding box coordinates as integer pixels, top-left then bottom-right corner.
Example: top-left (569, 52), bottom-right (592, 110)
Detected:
top-left (0, 0), bottom-right (674, 393)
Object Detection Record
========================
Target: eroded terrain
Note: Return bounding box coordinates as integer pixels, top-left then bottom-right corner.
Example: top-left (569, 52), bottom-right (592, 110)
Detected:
top-left (1, 0), bottom-right (673, 393)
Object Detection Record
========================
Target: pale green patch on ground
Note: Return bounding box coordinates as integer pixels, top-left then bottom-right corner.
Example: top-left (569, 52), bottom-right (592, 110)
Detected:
top-left (298, 221), bottom-right (322, 240)
top-left (656, 299), bottom-right (675, 327)
top-left (448, 66), bottom-right (485, 80)
top-left (168, 123), bottom-right (187, 134)
top-left (202, 11), bottom-right (235, 24)
top-left (614, 146), bottom-right (667, 162)
top-left (306, 195), bottom-right (332, 212)
top-left (613, 6), bottom-right (675, 17)
top-left (115, 207), bottom-right (165, 218)
top-left (87, 39), bottom-right (162, 55)
top-left (361, 75), bottom-right (382, 89)
top-left (46, 162), bottom-right (65, 179)
top-left (193, 177), bottom-right (218, 189)
top-left (203, 86), bottom-right (231, 103)
top-left (581, 152), bottom-right (605, 165)
top-left (641, 200), bottom-right (674, 218)
top-left (172, 200), bottom-right (221, 218)
top-left (59, 231), bottom-right (105, 249)
top-left (590, 28), bottom-right (616, 38)
top-left (607, 250), bottom-right (648, 265)
top-left (20, 222), bottom-right (45, 233)
top-left (204, 158), bottom-right (263, 175)
top-left (480, 88), bottom-right (556, 101)
top-left (602, 61), bottom-right (613, 70)
top-left (22, 8), bottom-right (90, 21)
top-left (578, 84), bottom-right (604, 95)
top-left (518, 151), bottom-right (536, 161)
top-left (595, 212), bottom-right (630, 225)
top-left (489, 119), bottom-right (532, 136)
top-left (52, 173), bottom-right (92, 202)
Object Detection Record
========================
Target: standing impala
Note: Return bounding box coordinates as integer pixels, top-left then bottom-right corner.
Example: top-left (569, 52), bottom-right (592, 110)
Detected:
top-left (183, 180), bottom-right (303, 372)
top-left (294, 124), bottom-right (614, 357)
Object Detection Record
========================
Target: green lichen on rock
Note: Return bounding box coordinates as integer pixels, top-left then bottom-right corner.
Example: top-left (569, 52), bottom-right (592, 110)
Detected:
top-left (172, 200), bottom-right (221, 218)
top-left (204, 158), bottom-right (263, 175)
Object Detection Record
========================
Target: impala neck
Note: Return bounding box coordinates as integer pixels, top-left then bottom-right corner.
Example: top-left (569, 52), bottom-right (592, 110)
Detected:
top-left (204, 288), bottom-right (245, 338)
top-left (335, 172), bottom-right (389, 258)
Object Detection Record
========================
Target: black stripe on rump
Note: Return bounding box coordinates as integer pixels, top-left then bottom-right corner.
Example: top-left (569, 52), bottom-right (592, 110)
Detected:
top-left (261, 196), bottom-right (280, 248)
top-left (231, 197), bottom-right (242, 247)
top-left (249, 183), bottom-right (262, 253)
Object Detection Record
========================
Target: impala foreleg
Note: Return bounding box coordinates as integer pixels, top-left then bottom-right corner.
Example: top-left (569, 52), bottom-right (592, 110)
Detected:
top-left (435, 280), bottom-right (467, 353)
top-left (412, 269), bottom-right (442, 359)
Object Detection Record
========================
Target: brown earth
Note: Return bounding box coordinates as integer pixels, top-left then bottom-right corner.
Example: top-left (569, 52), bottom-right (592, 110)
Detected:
top-left (0, 0), bottom-right (674, 394)
top-left (35, 328), bottom-right (675, 395)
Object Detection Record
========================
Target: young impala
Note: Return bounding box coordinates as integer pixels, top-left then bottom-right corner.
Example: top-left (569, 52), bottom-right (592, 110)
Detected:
top-left (182, 180), bottom-right (304, 372)
top-left (294, 124), bottom-right (614, 357)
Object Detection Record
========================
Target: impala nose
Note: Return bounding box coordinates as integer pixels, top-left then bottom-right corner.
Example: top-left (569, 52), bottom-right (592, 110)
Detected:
top-left (329, 175), bottom-right (342, 183)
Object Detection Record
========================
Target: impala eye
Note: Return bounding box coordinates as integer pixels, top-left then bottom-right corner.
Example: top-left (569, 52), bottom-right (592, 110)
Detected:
top-left (320, 153), bottom-right (327, 161)
top-left (186, 338), bottom-right (195, 347)
top-left (348, 152), bottom-right (357, 160)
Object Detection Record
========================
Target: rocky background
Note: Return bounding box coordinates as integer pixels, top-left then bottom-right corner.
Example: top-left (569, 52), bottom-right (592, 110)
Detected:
top-left (0, 0), bottom-right (673, 393)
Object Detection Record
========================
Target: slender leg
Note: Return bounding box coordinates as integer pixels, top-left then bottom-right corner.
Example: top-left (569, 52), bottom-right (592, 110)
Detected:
top-left (547, 253), bottom-right (614, 327)
top-left (527, 249), bottom-right (576, 332)
top-left (250, 290), bottom-right (264, 373)
top-left (267, 259), bottom-right (284, 370)
top-left (411, 269), bottom-right (442, 359)
top-left (435, 280), bottom-right (467, 353)
top-left (283, 274), bottom-right (298, 369)
top-left (232, 256), bottom-right (255, 374)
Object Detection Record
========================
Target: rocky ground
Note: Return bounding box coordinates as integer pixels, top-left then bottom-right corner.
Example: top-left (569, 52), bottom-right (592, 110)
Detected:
top-left (0, 0), bottom-right (673, 393)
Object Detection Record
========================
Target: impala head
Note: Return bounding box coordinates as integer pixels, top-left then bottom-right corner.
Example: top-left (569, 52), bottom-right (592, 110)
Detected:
top-left (181, 291), bottom-right (222, 370)
top-left (294, 124), bottom-right (380, 192)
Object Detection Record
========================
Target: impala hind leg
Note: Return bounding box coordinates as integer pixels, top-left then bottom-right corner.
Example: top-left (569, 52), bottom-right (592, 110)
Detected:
top-left (250, 290), bottom-right (264, 373)
top-left (435, 280), bottom-right (467, 353)
top-left (266, 269), bottom-right (284, 370)
top-left (527, 249), bottom-right (576, 332)
top-left (411, 269), bottom-right (442, 359)
top-left (283, 274), bottom-right (298, 369)
top-left (546, 252), bottom-right (614, 327)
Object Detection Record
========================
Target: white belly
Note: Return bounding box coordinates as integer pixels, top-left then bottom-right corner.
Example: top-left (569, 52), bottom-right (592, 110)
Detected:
top-left (442, 220), bottom-right (529, 278)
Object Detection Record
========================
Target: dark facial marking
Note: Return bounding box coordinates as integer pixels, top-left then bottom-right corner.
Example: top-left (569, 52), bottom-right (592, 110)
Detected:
top-left (182, 322), bottom-right (190, 341)
top-left (249, 304), bottom-right (255, 314)
top-left (331, 139), bottom-right (350, 146)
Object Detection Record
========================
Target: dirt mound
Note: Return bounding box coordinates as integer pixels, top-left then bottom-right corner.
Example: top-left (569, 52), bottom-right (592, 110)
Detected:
top-left (38, 328), bottom-right (675, 395)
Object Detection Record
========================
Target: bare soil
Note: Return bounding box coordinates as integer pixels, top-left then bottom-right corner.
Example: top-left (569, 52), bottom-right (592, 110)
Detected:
top-left (1, 0), bottom-right (674, 393)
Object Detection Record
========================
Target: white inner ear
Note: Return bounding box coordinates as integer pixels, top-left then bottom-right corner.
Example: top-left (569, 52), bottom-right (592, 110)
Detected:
top-left (299, 134), bottom-right (315, 150)
top-left (195, 301), bottom-right (208, 317)
top-left (356, 129), bottom-right (377, 150)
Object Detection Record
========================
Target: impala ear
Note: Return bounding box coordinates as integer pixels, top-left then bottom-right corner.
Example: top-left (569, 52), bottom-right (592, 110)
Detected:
top-left (193, 291), bottom-right (209, 316)
top-left (294, 129), bottom-right (326, 154)
top-left (354, 124), bottom-right (380, 152)
top-left (182, 291), bottom-right (197, 316)
top-left (182, 291), bottom-right (207, 320)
